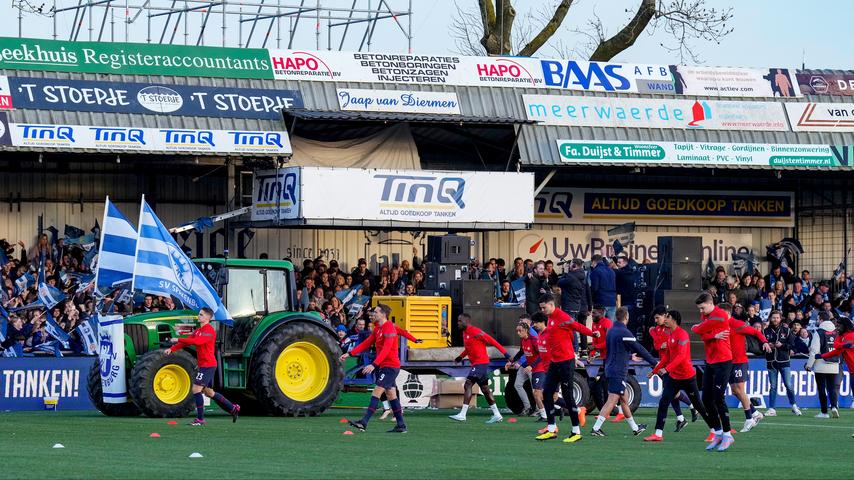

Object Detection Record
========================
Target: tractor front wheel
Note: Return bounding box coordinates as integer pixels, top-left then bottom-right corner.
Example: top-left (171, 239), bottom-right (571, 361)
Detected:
top-left (250, 322), bottom-right (343, 416)
top-left (86, 359), bottom-right (141, 417)
top-left (129, 350), bottom-right (196, 418)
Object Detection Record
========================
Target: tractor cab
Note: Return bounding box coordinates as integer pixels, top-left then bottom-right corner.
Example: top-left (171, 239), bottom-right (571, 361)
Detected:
top-left (193, 258), bottom-right (296, 354)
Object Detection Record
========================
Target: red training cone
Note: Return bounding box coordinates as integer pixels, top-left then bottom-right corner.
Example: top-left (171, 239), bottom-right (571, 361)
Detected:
top-left (339, 418), bottom-right (349, 423)
top-left (167, 421), bottom-right (178, 425)
top-left (343, 430), bottom-right (354, 435)
top-left (508, 418), bottom-right (518, 423)
top-left (149, 433), bottom-right (161, 438)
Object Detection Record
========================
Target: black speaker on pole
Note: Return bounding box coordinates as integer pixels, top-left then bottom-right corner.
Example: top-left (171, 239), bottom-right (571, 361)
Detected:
top-left (662, 290), bottom-right (706, 360)
top-left (425, 263), bottom-right (468, 294)
top-left (656, 236), bottom-right (703, 290)
top-left (494, 307), bottom-right (527, 345)
top-left (450, 305), bottom-right (494, 346)
top-left (450, 280), bottom-right (495, 307)
top-left (426, 235), bottom-right (471, 264)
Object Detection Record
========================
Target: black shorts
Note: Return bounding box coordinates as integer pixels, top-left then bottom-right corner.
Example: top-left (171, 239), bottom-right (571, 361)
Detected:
top-left (607, 375), bottom-right (627, 395)
top-left (531, 372), bottom-right (546, 390)
top-left (729, 362), bottom-right (748, 384)
top-left (375, 367), bottom-right (400, 389)
top-left (467, 364), bottom-right (491, 388)
top-left (194, 367), bottom-right (216, 387)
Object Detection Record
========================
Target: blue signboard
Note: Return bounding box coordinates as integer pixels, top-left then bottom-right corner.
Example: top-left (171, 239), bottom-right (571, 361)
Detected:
top-left (7, 77), bottom-right (303, 120)
top-left (0, 356), bottom-right (97, 410)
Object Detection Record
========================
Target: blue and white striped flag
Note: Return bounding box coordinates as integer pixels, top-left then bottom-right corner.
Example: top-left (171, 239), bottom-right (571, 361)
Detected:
top-left (37, 253), bottom-right (65, 309)
top-left (44, 308), bottom-right (71, 348)
top-left (2, 344), bottom-right (19, 357)
top-left (14, 272), bottom-right (34, 295)
top-left (76, 315), bottom-right (99, 355)
top-left (132, 198), bottom-right (232, 325)
top-left (95, 197), bottom-right (138, 292)
top-left (35, 340), bottom-right (63, 357)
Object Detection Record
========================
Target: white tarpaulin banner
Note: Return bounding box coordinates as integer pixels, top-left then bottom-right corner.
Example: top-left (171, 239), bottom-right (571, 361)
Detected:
top-left (513, 230), bottom-right (753, 266)
top-left (535, 188), bottom-right (795, 227)
top-left (553, 140), bottom-right (843, 169)
top-left (337, 88), bottom-right (460, 114)
top-left (251, 167), bottom-right (301, 221)
top-left (98, 314), bottom-right (127, 404)
top-left (786, 102), bottom-right (854, 132)
top-left (524, 95), bottom-right (788, 131)
top-left (668, 66), bottom-right (800, 97)
top-left (8, 123), bottom-right (292, 155)
top-left (298, 167), bottom-right (534, 225)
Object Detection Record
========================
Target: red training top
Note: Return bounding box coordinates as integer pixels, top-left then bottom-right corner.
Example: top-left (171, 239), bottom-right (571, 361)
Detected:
top-left (821, 331), bottom-right (854, 373)
top-left (591, 317), bottom-right (612, 359)
top-left (460, 325), bottom-right (507, 366)
top-left (171, 322), bottom-right (217, 368)
top-left (691, 306), bottom-right (733, 364)
top-left (546, 307), bottom-right (595, 363)
top-left (652, 326), bottom-right (695, 380)
top-left (350, 320), bottom-right (400, 368)
top-left (700, 317), bottom-right (768, 364)
top-left (520, 334), bottom-right (545, 373)
top-left (536, 329), bottom-right (550, 370)
top-left (649, 324), bottom-right (670, 353)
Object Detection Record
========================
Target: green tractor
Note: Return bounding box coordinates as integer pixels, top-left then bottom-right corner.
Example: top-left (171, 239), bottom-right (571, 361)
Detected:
top-left (86, 258), bottom-right (343, 417)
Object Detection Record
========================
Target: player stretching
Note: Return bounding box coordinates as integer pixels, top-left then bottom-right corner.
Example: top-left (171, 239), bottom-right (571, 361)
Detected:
top-left (817, 317), bottom-right (854, 437)
top-left (590, 307), bottom-right (656, 437)
top-left (535, 294), bottom-right (598, 443)
top-left (507, 321), bottom-right (546, 418)
top-left (644, 310), bottom-right (714, 442)
top-left (531, 313), bottom-right (552, 422)
top-left (166, 307), bottom-right (240, 426)
top-left (340, 304), bottom-right (409, 433)
top-left (650, 305), bottom-right (698, 429)
top-left (692, 293), bottom-right (735, 451)
top-left (713, 303), bottom-right (771, 432)
top-left (449, 313), bottom-right (511, 424)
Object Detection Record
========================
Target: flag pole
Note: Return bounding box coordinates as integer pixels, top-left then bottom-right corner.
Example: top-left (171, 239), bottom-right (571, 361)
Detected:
top-left (130, 194), bottom-right (145, 297)
top-left (93, 195), bottom-right (110, 298)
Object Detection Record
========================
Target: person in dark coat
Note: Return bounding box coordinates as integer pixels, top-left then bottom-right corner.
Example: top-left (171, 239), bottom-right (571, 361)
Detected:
top-left (590, 254), bottom-right (617, 320)
top-left (524, 261), bottom-right (549, 315)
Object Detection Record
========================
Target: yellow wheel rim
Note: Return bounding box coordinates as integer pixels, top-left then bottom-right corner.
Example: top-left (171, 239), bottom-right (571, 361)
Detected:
top-left (153, 365), bottom-right (191, 405)
top-left (275, 341), bottom-right (330, 402)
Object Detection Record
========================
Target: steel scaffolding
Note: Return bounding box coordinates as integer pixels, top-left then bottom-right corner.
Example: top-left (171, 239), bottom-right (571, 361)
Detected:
top-left (12, 0), bottom-right (413, 51)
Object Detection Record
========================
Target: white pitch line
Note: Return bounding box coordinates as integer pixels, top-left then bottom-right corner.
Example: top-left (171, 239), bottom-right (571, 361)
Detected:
top-left (759, 422), bottom-right (854, 430)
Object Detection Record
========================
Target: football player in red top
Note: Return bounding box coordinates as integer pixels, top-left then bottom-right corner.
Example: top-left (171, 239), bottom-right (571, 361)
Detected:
top-left (166, 307), bottom-right (240, 426)
top-left (650, 305), bottom-right (698, 430)
top-left (692, 292), bottom-right (735, 451)
top-left (506, 320), bottom-right (546, 418)
top-left (340, 303), bottom-right (411, 433)
top-left (449, 313), bottom-right (511, 424)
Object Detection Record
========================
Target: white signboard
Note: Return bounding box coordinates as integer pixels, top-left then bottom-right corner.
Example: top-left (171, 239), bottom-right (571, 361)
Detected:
top-left (251, 168), bottom-right (301, 221)
top-left (553, 140), bottom-right (843, 169)
top-left (299, 167), bottom-right (534, 225)
top-left (9, 123), bottom-right (292, 155)
top-left (395, 370), bottom-right (435, 409)
top-left (513, 230), bottom-right (753, 266)
top-left (669, 66), bottom-right (800, 98)
top-left (535, 188), bottom-right (795, 227)
top-left (525, 95), bottom-right (788, 131)
top-left (337, 88), bottom-right (460, 115)
top-left (786, 102), bottom-right (854, 132)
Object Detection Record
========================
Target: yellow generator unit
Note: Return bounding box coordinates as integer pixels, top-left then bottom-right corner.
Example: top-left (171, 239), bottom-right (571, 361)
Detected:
top-left (370, 296), bottom-right (451, 349)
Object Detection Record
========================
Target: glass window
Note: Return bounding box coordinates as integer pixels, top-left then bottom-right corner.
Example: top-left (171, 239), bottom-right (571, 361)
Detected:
top-left (226, 269), bottom-right (265, 317)
top-left (266, 269), bottom-right (289, 313)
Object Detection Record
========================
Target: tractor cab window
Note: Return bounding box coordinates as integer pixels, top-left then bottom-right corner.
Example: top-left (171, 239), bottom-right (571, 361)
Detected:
top-left (226, 269), bottom-right (265, 317)
top-left (266, 269), bottom-right (289, 313)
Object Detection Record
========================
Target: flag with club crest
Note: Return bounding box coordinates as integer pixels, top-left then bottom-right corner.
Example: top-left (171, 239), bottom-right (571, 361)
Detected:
top-left (75, 314), bottom-right (99, 355)
top-left (95, 197), bottom-right (138, 293)
top-left (132, 197), bottom-right (232, 325)
top-left (37, 253), bottom-right (65, 309)
top-left (44, 308), bottom-right (71, 348)
top-left (14, 272), bottom-right (34, 296)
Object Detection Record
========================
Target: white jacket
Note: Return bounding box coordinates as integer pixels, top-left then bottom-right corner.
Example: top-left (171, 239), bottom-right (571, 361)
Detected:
top-left (807, 321), bottom-right (840, 374)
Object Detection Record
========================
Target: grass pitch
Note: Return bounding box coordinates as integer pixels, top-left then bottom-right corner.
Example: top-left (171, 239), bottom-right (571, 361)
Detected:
top-left (2, 407), bottom-right (852, 479)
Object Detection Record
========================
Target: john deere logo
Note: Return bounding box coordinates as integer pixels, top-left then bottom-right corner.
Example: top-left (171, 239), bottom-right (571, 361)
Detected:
top-left (167, 243), bottom-right (194, 292)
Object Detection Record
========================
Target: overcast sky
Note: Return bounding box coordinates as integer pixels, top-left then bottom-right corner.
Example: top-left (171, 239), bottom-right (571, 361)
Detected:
top-left (1, 0), bottom-right (851, 69)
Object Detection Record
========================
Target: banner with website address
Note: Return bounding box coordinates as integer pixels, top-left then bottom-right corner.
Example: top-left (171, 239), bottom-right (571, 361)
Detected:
top-left (5, 120), bottom-right (291, 155)
top-left (0, 36), bottom-right (271, 79)
top-left (525, 95), bottom-right (788, 131)
top-left (5, 76), bottom-right (303, 120)
top-left (535, 188), bottom-right (794, 227)
top-left (553, 140), bottom-right (849, 169)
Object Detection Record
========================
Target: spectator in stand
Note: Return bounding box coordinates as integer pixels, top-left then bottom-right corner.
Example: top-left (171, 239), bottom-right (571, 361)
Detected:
top-left (524, 261), bottom-right (549, 315)
top-left (299, 277), bottom-right (316, 311)
top-left (736, 274), bottom-right (759, 307)
top-left (508, 260), bottom-right (526, 283)
top-left (499, 281), bottom-right (514, 303)
top-left (590, 254), bottom-right (617, 320)
top-left (614, 255), bottom-right (635, 319)
top-left (496, 258), bottom-right (508, 283)
top-left (806, 313), bottom-right (842, 418)
top-left (732, 303), bottom-right (748, 321)
top-left (746, 302), bottom-right (761, 325)
top-left (404, 284), bottom-right (416, 296)
top-left (411, 271), bottom-right (425, 291)
top-left (765, 264), bottom-right (790, 292)
top-left (351, 258), bottom-right (373, 290)
top-left (544, 260), bottom-right (559, 286)
top-left (763, 310), bottom-right (801, 417)
top-left (480, 260), bottom-right (500, 299)
top-left (710, 267), bottom-right (729, 304)
top-left (388, 269), bottom-right (405, 296)
top-left (801, 270), bottom-right (815, 295)
top-left (790, 322), bottom-right (811, 358)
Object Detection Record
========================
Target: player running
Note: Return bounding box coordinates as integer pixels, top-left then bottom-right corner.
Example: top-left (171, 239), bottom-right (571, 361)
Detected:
top-left (340, 303), bottom-right (409, 433)
top-left (166, 307), bottom-right (240, 426)
top-left (534, 294), bottom-right (599, 443)
top-left (644, 310), bottom-right (714, 442)
top-left (692, 293), bottom-right (735, 451)
top-left (506, 321), bottom-right (546, 418)
top-left (449, 313), bottom-right (511, 424)
top-left (712, 303), bottom-right (771, 433)
top-left (816, 317), bottom-right (854, 437)
top-left (650, 305), bottom-right (699, 429)
top-left (590, 307), bottom-right (656, 437)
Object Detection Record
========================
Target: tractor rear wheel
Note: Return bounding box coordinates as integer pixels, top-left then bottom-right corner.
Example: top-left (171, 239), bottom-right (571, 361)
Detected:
top-left (86, 359), bottom-right (141, 417)
top-left (250, 322), bottom-right (343, 416)
top-left (129, 350), bottom-right (196, 418)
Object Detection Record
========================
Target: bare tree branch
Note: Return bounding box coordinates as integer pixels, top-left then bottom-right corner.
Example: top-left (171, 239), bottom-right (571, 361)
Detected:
top-left (518, 0), bottom-right (574, 57)
top-left (589, 0), bottom-right (656, 61)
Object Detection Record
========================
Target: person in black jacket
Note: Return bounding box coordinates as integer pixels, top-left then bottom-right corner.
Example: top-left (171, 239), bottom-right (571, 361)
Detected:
top-left (558, 258), bottom-right (592, 351)
top-left (763, 310), bottom-right (801, 417)
top-left (524, 261), bottom-right (549, 315)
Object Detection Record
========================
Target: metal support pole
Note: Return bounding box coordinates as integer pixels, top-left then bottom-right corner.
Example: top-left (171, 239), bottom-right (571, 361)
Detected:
top-left (533, 169), bottom-right (557, 196)
top-left (221, 0), bottom-right (227, 46)
top-left (275, 0), bottom-right (281, 47)
top-left (88, 0), bottom-right (93, 41)
top-left (327, 10), bottom-right (331, 50)
top-left (183, 0), bottom-right (189, 45)
top-left (53, 0), bottom-right (58, 39)
top-left (407, 0), bottom-right (412, 52)
top-left (315, 0), bottom-right (320, 50)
